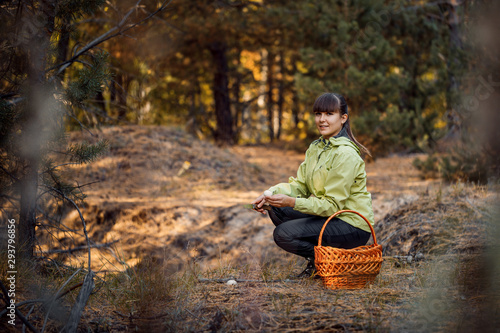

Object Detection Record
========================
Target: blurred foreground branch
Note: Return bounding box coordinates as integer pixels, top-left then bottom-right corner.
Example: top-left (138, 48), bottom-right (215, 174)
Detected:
top-left (49, 0), bottom-right (173, 79)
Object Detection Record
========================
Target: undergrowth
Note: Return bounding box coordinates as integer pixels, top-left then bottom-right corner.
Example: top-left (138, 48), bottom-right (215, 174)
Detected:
top-left (86, 250), bottom-right (497, 332)
top-left (87, 184), bottom-right (499, 332)
top-left (2, 246), bottom-right (498, 332)
top-left (2, 184), bottom-right (498, 332)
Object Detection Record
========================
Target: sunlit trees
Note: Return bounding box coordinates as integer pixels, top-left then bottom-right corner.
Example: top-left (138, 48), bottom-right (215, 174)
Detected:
top-left (121, 1), bottom-right (462, 152)
top-left (51, 0), bottom-right (474, 156)
top-left (287, 0), bottom-right (461, 155)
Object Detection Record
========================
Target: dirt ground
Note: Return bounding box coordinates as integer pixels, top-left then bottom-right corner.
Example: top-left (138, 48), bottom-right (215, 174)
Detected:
top-left (51, 125), bottom-right (441, 272)
top-left (25, 125), bottom-right (498, 332)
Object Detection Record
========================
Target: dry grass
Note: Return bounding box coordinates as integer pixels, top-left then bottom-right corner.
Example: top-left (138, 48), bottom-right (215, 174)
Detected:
top-left (79, 245), bottom-right (499, 332)
top-left (4, 241), bottom-right (498, 332)
top-left (3, 126), bottom-right (498, 332)
top-left (74, 181), bottom-right (497, 333)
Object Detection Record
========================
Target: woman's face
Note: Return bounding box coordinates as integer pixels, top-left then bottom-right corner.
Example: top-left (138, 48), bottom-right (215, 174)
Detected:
top-left (315, 110), bottom-right (347, 139)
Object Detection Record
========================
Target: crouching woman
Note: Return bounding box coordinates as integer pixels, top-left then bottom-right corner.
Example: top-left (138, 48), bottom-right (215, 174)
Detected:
top-left (252, 92), bottom-right (374, 277)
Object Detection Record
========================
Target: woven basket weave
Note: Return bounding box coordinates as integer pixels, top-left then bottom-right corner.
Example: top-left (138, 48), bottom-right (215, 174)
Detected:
top-left (314, 210), bottom-right (383, 290)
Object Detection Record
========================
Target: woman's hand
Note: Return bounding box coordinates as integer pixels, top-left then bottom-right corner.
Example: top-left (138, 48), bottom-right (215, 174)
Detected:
top-left (251, 194), bottom-right (268, 214)
top-left (265, 194), bottom-right (296, 208)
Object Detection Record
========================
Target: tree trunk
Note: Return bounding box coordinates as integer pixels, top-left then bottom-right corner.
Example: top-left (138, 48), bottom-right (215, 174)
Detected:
top-left (96, 91), bottom-right (106, 115)
top-left (110, 75), bottom-right (117, 103)
top-left (116, 74), bottom-right (130, 120)
top-left (19, 0), bottom-right (57, 259)
top-left (56, 15), bottom-right (70, 87)
top-left (277, 51), bottom-right (285, 140)
top-left (209, 41), bottom-right (234, 145)
top-left (57, 16), bottom-right (70, 66)
top-left (19, 160), bottom-right (38, 259)
top-left (291, 56), bottom-right (300, 129)
top-left (232, 48), bottom-right (242, 140)
top-left (186, 78), bottom-right (201, 137)
top-left (439, 2), bottom-right (463, 141)
top-left (267, 51), bottom-right (275, 142)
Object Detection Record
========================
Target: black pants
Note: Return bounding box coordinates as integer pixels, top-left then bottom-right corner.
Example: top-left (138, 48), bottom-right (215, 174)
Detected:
top-left (269, 206), bottom-right (371, 259)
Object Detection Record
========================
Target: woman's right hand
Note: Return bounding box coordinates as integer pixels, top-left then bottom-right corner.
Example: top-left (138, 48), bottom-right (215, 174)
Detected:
top-left (251, 194), bottom-right (268, 214)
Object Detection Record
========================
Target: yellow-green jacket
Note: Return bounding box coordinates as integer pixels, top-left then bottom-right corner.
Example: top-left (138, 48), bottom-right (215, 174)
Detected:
top-left (268, 136), bottom-right (374, 233)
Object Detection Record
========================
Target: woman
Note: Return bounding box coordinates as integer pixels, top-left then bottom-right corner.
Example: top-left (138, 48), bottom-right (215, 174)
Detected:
top-left (252, 92), bottom-right (374, 278)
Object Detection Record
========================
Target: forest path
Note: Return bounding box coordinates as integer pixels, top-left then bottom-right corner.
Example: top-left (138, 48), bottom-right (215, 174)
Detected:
top-left (56, 126), bottom-right (494, 332)
top-left (59, 126), bottom-right (440, 271)
top-left (67, 125), bottom-right (438, 221)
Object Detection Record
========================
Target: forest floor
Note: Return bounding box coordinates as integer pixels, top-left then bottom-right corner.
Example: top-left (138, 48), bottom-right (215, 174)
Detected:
top-left (53, 125), bottom-right (443, 273)
top-left (2, 125), bottom-right (499, 332)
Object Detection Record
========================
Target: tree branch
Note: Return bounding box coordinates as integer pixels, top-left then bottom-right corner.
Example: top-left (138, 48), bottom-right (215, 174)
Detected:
top-left (36, 240), bottom-right (119, 255)
top-left (197, 278), bottom-right (302, 283)
top-left (41, 268), bottom-right (82, 333)
top-left (41, 185), bottom-right (92, 270)
top-left (0, 280), bottom-right (40, 333)
top-left (47, 0), bottom-right (173, 79)
top-left (62, 271), bottom-right (95, 333)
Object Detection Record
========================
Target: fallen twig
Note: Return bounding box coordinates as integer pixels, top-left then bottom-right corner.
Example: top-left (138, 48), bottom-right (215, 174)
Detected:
top-left (113, 310), bottom-right (175, 321)
top-left (62, 271), bottom-right (95, 333)
top-left (35, 240), bottom-right (119, 255)
top-left (197, 278), bottom-right (303, 283)
top-left (0, 280), bottom-right (40, 333)
top-left (41, 268), bottom-right (82, 333)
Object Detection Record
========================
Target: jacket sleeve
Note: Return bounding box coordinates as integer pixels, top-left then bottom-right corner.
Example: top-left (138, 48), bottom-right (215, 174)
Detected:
top-left (294, 149), bottom-right (359, 217)
top-left (267, 151), bottom-right (310, 198)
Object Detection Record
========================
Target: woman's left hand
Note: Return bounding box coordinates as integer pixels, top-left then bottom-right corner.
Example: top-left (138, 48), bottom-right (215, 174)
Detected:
top-left (265, 194), bottom-right (296, 208)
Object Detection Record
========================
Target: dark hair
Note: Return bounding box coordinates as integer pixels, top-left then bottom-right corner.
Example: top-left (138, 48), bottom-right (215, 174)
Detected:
top-left (313, 92), bottom-right (371, 157)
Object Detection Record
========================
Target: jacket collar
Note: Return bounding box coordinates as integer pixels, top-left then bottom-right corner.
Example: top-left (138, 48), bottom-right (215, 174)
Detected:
top-left (315, 127), bottom-right (361, 155)
top-left (334, 126), bottom-right (349, 140)
top-left (318, 127), bottom-right (349, 146)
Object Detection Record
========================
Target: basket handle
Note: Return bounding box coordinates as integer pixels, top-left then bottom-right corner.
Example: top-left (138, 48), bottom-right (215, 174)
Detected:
top-left (317, 210), bottom-right (378, 247)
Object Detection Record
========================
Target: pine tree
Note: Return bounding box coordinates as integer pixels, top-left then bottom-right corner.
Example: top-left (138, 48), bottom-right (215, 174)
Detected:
top-left (1, 0), bottom-right (168, 330)
top-left (129, 0), bottom-right (269, 145)
top-left (2, 0), bottom-right (169, 257)
top-left (289, 0), bottom-right (460, 155)
top-left (85, 0), bottom-right (467, 153)
top-left (0, 0), bottom-right (109, 260)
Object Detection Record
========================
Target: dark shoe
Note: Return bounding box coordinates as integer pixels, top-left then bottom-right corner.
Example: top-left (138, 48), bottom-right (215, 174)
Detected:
top-left (297, 258), bottom-right (319, 279)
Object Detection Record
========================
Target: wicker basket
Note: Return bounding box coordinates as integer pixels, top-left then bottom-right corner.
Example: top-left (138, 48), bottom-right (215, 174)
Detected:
top-left (314, 210), bottom-right (383, 290)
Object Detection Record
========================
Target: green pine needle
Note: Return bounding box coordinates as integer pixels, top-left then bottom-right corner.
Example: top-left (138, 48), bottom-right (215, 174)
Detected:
top-left (66, 52), bottom-right (111, 105)
top-left (69, 139), bottom-right (109, 164)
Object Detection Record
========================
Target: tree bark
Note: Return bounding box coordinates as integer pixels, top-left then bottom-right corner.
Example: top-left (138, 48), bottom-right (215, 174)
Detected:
top-left (110, 75), bottom-right (117, 103)
top-left (209, 41), bottom-right (234, 145)
top-left (19, 0), bottom-right (57, 259)
top-left (95, 91), bottom-right (106, 115)
top-left (439, 2), bottom-right (463, 141)
top-left (116, 74), bottom-right (130, 120)
top-left (186, 78), bottom-right (201, 137)
top-left (19, 161), bottom-right (38, 259)
top-left (232, 48), bottom-right (242, 140)
top-left (57, 16), bottom-right (70, 67)
top-left (267, 51), bottom-right (275, 142)
top-left (291, 56), bottom-right (300, 129)
top-left (277, 51), bottom-right (284, 140)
